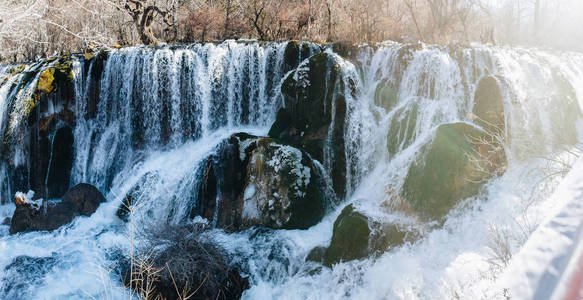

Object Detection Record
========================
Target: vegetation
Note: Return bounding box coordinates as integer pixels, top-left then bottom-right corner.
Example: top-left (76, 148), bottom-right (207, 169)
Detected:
top-left (1, 0), bottom-right (582, 63)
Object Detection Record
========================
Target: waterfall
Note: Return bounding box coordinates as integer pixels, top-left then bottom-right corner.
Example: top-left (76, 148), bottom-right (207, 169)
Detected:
top-left (0, 41), bottom-right (582, 299)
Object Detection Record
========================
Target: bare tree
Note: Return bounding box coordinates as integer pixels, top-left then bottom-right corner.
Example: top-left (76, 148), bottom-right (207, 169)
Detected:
top-left (116, 0), bottom-right (180, 45)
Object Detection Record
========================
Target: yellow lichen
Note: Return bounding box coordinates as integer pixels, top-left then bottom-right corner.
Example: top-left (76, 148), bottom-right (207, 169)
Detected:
top-left (25, 94), bottom-right (39, 115)
top-left (37, 67), bottom-right (56, 94)
top-left (83, 49), bottom-right (94, 61)
top-left (11, 65), bottom-right (26, 76)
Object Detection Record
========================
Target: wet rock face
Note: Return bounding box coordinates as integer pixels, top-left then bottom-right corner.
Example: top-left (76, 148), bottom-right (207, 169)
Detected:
top-left (195, 133), bottom-right (330, 231)
top-left (269, 52), bottom-right (352, 198)
top-left (9, 184), bottom-right (105, 234)
top-left (46, 126), bottom-right (75, 199)
top-left (386, 102), bottom-right (418, 158)
top-left (319, 204), bottom-right (409, 266)
top-left (324, 204), bottom-right (370, 266)
top-left (60, 183), bottom-right (106, 216)
top-left (473, 75), bottom-right (505, 133)
top-left (401, 122), bottom-right (507, 221)
top-left (2, 56), bottom-right (77, 203)
top-left (283, 41), bottom-right (318, 74)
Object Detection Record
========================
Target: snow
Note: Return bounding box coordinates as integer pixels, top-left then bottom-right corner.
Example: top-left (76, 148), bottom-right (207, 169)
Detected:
top-left (497, 157), bottom-right (583, 299)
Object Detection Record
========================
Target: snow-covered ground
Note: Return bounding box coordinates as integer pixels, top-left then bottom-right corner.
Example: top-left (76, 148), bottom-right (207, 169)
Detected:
top-left (498, 157), bottom-right (583, 299)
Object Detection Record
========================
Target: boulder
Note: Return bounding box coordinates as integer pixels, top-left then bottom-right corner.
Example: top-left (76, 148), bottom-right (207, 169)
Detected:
top-left (324, 204), bottom-right (370, 266)
top-left (9, 184), bottom-right (105, 234)
top-left (283, 40), bottom-right (317, 73)
top-left (195, 133), bottom-right (331, 231)
top-left (401, 122), bottom-right (506, 221)
top-left (315, 204), bottom-right (414, 266)
top-left (61, 183), bottom-right (106, 215)
top-left (269, 53), bottom-right (355, 198)
top-left (473, 75), bottom-right (505, 133)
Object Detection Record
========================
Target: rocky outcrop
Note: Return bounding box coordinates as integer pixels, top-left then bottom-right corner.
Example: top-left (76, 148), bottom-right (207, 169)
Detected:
top-left (269, 52), bottom-right (355, 198)
top-left (283, 40), bottom-right (319, 73)
top-left (473, 75), bottom-right (505, 133)
top-left (1, 56), bottom-right (77, 203)
top-left (9, 184), bottom-right (105, 234)
top-left (191, 133), bottom-right (332, 231)
top-left (401, 122), bottom-right (506, 221)
top-left (323, 204), bottom-right (370, 266)
top-left (307, 203), bottom-right (413, 266)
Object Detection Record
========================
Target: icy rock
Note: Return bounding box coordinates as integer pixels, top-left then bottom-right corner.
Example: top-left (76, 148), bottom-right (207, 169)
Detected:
top-left (269, 52), bottom-right (355, 198)
top-left (195, 133), bottom-right (330, 231)
top-left (9, 183), bottom-right (105, 234)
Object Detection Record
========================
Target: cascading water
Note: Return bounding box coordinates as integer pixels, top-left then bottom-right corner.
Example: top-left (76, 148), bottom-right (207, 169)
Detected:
top-left (0, 40), bottom-right (582, 299)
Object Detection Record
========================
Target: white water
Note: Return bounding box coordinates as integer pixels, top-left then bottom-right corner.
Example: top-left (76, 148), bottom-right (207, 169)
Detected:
top-left (0, 41), bottom-right (582, 299)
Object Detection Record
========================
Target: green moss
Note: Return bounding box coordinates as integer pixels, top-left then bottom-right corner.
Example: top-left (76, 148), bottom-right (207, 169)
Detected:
top-left (10, 65), bottom-right (26, 77)
top-left (37, 67), bottom-right (56, 94)
top-left (324, 204), bottom-right (370, 266)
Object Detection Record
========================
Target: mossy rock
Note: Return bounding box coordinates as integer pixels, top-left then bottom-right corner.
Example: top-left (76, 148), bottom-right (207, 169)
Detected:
top-left (37, 68), bottom-right (56, 94)
top-left (269, 52), bottom-right (352, 198)
top-left (324, 204), bottom-right (370, 266)
top-left (306, 246), bottom-right (327, 263)
top-left (374, 79), bottom-right (399, 112)
top-left (369, 222), bottom-right (408, 254)
top-left (196, 133), bottom-right (330, 231)
top-left (240, 138), bottom-right (327, 230)
top-left (387, 102), bottom-right (418, 158)
top-left (473, 76), bottom-right (505, 133)
top-left (331, 41), bottom-right (359, 59)
top-left (401, 122), bottom-right (506, 220)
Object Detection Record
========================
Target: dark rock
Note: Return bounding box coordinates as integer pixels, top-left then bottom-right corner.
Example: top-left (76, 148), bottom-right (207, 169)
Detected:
top-left (306, 246), bottom-right (327, 263)
top-left (269, 53), bottom-right (355, 198)
top-left (324, 204), bottom-right (370, 266)
top-left (61, 183), bottom-right (106, 216)
top-left (195, 133), bottom-right (331, 231)
top-left (116, 172), bottom-right (159, 222)
top-left (331, 41), bottom-right (359, 59)
top-left (10, 184), bottom-right (105, 234)
top-left (2, 217), bottom-right (10, 225)
top-left (401, 122), bottom-right (506, 221)
top-left (369, 222), bottom-right (408, 255)
top-left (46, 126), bottom-right (75, 199)
top-left (283, 41), bottom-right (316, 73)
